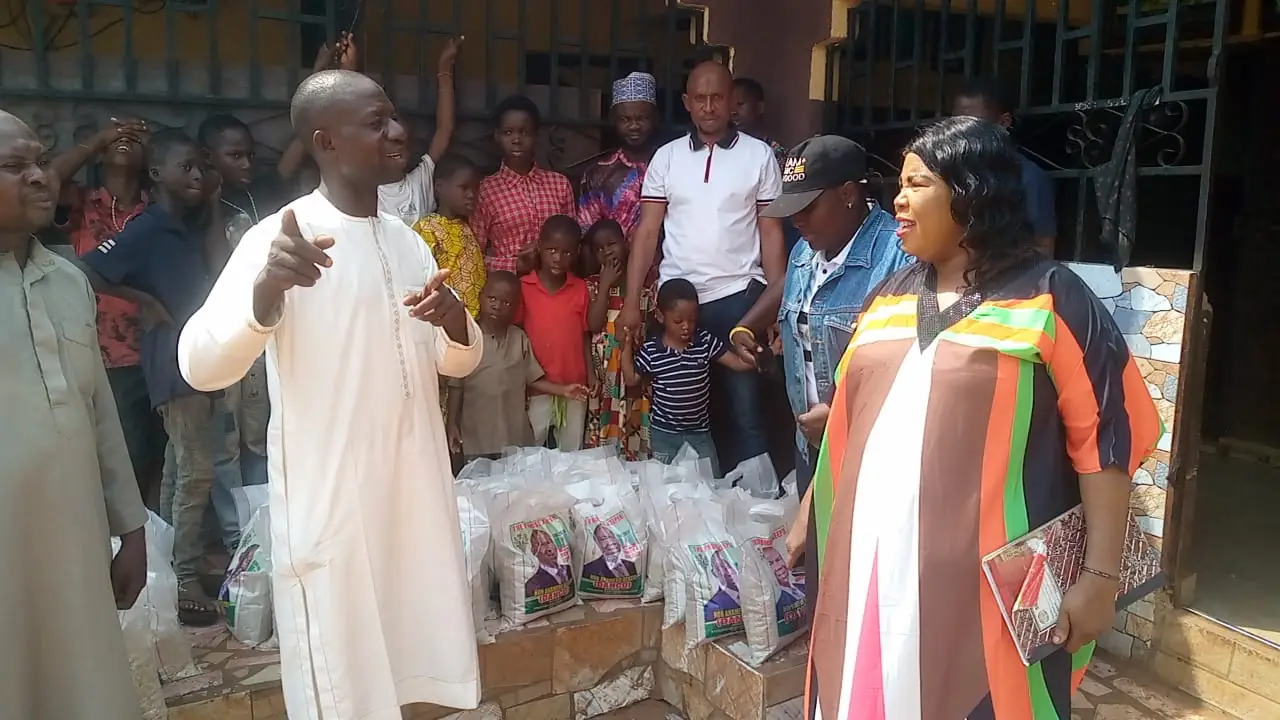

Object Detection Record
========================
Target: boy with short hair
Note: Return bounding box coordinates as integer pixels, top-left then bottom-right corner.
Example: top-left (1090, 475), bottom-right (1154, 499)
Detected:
top-left (198, 112), bottom-right (272, 551)
top-left (78, 127), bottom-right (220, 626)
top-left (519, 215), bottom-right (604, 450)
top-left (621, 278), bottom-right (755, 477)
top-left (447, 272), bottom-right (587, 460)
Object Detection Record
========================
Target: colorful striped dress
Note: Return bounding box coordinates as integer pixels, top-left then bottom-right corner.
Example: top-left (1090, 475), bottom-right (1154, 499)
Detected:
top-left (805, 260), bottom-right (1161, 720)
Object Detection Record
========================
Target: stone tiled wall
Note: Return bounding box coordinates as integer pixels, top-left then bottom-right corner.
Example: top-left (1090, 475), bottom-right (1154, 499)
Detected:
top-left (1064, 263), bottom-right (1193, 662)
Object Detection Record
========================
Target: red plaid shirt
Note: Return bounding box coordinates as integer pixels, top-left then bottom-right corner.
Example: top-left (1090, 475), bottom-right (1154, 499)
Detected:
top-left (471, 164), bottom-right (575, 273)
top-left (59, 185), bottom-right (148, 368)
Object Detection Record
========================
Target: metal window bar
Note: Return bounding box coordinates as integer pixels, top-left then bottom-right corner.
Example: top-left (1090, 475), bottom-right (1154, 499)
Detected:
top-left (2, 0), bottom-right (709, 129)
top-left (825, 0), bottom-right (1230, 270)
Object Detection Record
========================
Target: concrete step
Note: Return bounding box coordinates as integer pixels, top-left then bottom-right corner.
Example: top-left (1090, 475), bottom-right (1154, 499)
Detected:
top-left (1149, 608), bottom-right (1280, 718)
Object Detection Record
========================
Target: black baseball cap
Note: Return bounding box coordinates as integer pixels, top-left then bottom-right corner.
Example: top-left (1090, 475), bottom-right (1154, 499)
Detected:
top-left (761, 135), bottom-right (869, 218)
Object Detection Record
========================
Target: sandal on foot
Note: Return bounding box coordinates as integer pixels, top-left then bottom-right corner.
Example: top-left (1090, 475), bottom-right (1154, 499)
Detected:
top-left (178, 581), bottom-right (220, 627)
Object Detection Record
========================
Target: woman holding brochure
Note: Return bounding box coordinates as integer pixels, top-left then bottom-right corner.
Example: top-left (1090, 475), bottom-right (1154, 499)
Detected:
top-left (790, 116), bottom-right (1161, 720)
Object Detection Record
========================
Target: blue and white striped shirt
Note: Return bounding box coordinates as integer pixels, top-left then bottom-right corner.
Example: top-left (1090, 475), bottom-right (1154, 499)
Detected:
top-left (634, 328), bottom-right (727, 433)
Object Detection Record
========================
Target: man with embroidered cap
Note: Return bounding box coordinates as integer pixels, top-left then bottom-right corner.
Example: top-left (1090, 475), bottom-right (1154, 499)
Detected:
top-left (578, 71), bottom-right (660, 251)
top-left (578, 71), bottom-right (662, 459)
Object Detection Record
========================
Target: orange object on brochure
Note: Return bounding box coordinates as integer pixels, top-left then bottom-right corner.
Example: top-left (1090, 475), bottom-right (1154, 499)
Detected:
top-left (981, 505), bottom-right (1164, 665)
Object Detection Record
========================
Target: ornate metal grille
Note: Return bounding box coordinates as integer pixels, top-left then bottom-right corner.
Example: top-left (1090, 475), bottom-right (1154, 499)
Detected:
top-left (824, 0), bottom-right (1232, 269)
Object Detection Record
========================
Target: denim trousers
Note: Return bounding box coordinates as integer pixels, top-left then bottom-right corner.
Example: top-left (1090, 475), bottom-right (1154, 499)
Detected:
top-left (158, 393), bottom-right (216, 586)
top-left (651, 428), bottom-right (721, 479)
top-left (106, 364), bottom-right (167, 497)
top-left (698, 283), bottom-right (767, 473)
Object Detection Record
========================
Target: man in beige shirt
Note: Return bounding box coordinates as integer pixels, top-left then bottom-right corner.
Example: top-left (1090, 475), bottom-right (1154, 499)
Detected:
top-left (0, 110), bottom-right (149, 719)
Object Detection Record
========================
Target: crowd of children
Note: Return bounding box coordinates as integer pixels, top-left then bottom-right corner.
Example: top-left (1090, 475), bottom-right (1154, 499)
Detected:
top-left (438, 210), bottom-right (754, 474)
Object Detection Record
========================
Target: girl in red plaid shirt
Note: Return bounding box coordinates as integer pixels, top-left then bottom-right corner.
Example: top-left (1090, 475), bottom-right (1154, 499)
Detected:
top-left (471, 95), bottom-right (575, 275)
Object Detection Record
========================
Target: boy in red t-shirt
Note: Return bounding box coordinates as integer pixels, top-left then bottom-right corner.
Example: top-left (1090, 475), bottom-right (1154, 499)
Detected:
top-left (518, 215), bottom-right (605, 450)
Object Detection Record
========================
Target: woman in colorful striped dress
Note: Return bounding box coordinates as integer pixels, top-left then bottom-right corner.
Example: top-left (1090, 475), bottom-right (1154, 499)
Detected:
top-left (794, 117), bottom-right (1161, 720)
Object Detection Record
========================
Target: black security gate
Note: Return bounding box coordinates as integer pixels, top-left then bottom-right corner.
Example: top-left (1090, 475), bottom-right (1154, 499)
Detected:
top-left (823, 0), bottom-right (1233, 270)
top-left (0, 0), bottom-right (720, 162)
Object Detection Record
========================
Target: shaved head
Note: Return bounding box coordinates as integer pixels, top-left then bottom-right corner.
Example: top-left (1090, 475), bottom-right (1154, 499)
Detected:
top-left (0, 109), bottom-right (23, 128)
top-left (289, 69), bottom-right (385, 143)
top-left (288, 69), bottom-right (409, 190)
top-left (687, 61), bottom-right (731, 93)
top-left (0, 110), bottom-right (34, 144)
top-left (683, 61), bottom-right (733, 137)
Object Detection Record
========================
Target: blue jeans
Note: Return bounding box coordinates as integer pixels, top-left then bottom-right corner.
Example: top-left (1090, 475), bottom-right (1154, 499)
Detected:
top-left (651, 428), bottom-right (721, 479)
top-left (106, 364), bottom-right (166, 497)
top-left (698, 283), bottom-right (768, 473)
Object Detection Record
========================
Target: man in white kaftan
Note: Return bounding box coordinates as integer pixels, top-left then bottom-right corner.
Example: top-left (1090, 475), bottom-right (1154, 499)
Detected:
top-left (177, 189), bottom-right (483, 719)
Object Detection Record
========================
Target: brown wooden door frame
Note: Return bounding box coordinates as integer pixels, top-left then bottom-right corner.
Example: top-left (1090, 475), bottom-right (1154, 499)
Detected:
top-left (1162, 277), bottom-right (1213, 607)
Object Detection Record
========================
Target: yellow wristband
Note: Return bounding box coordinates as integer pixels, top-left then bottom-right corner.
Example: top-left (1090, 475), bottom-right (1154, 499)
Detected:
top-left (730, 326), bottom-right (756, 342)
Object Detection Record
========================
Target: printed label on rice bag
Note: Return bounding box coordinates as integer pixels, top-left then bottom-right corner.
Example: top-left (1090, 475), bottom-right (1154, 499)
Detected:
top-left (689, 540), bottom-right (744, 638)
top-left (512, 514), bottom-right (576, 614)
top-left (578, 510), bottom-right (645, 597)
top-left (750, 528), bottom-right (808, 636)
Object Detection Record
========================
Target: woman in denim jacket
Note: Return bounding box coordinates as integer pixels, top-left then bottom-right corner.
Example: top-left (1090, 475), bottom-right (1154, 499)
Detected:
top-left (733, 136), bottom-right (912, 590)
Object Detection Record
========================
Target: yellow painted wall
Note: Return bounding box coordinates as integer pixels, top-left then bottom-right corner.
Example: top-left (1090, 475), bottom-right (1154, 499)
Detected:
top-left (1, 0), bottom-right (296, 67)
top-left (362, 0), bottom-right (705, 85)
top-left (2, 0), bottom-right (704, 89)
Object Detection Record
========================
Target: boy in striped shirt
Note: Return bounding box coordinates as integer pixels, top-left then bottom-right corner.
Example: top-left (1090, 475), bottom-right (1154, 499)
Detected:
top-left (621, 279), bottom-right (754, 477)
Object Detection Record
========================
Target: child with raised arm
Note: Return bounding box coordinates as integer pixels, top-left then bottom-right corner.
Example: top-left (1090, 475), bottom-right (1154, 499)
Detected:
top-left (621, 278), bottom-right (754, 477)
top-left (447, 272), bottom-right (587, 461)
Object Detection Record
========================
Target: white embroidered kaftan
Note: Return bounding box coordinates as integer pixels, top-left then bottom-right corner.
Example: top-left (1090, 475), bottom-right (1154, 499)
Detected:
top-left (178, 191), bottom-right (483, 720)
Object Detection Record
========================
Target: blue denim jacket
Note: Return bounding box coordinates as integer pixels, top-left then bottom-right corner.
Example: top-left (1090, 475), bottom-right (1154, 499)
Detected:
top-left (778, 203), bottom-right (913, 455)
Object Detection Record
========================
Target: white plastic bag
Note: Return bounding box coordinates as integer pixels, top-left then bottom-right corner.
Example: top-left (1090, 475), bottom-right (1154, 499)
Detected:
top-left (493, 486), bottom-right (581, 626)
top-left (635, 457), bottom-right (713, 607)
top-left (112, 512), bottom-right (193, 716)
top-left (119, 601), bottom-right (167, 720)
top-left (723, 454), bottom-right (780, 498)
top-left (137, 512), bottom-right (194, 680)
top-left (670, 497), bottom-right (746, 647)
top-left (457, 485), bottom-right (495, 643)
top-left (731, 495), bottom-right (808, 665)
top-left (673, 443), bottom-right (716, 482)
top-left (219, 486), bottom-right (272, 645)
top-left (569, 481), bottom-right (647, 600)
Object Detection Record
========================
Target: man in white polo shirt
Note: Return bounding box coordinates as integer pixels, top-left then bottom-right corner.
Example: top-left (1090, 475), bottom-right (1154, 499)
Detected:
top-left (617, 61), bottom-right (786, 473)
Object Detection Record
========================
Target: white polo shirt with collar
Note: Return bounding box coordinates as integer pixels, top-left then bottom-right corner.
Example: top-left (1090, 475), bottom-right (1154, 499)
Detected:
top-left (640, 129), bottom-right (783, 304)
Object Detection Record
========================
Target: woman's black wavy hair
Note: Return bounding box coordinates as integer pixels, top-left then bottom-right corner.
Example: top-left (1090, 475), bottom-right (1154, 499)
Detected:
top-left (903, 115), bottom-right (1038, 288)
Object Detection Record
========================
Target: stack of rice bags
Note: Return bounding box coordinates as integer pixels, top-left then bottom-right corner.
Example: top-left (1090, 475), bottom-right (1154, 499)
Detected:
top-left (454, 447), bottom-right (652, 633)
top-left (639, 450), bottom-right (810, 666)
top-left (454, 445), bottom-right (809, 664)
